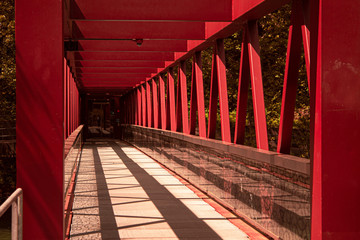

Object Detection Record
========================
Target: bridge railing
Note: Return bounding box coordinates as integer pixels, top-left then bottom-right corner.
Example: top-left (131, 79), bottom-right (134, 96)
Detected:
top-left (122, 124), bottom-right (310, 240)
top-left (0, 188), bottom-right (23, 240)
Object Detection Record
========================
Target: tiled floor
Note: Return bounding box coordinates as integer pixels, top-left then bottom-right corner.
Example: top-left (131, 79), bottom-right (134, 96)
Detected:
top-left (70, 140), bottom-right (250, 239)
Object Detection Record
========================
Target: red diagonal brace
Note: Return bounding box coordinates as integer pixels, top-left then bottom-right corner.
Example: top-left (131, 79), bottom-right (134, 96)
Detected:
top-left (176, 61), bottom-right (189, 133)
top-left (141, 84), bottom-right (146, 127)
top-left (277, 0), bottom-right (309, 154)
top-left (190, 52), bottom-right (206, 138)
top-left (152, 79), bottom-right (159, 129)
top-left (159, 75), bottom-right (166, 130)
top-left (146, 81), bottom-right (152, 127)
top-left (166, 68), bottom-right (176, 131)
top-left (207, 39), bottom-right (231, 143)
top-left (247, 21), bottom-right (269, 150)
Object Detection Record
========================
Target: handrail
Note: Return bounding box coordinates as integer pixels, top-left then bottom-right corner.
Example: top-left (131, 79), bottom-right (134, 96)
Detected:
top-left (0, 188), bottom-right (23, 240)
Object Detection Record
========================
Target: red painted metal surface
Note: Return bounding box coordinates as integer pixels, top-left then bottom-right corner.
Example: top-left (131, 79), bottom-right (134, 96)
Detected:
top-left (151, 79), bottom-right (159, 129)
top-left (146, 81), bottom-right (152, 127)
top-left (166, 69), bottom-right (176, 131)
top-left (16, 0), bottom-right (64, 238)
top-left (277, 0), bottom-right (305, 154)
top-left (71, 0), bottom-right (232, 21)
top-left (141, 84), bottom-right (146, 127)
top-left (159, 75), bottom-right (166, 130)
top-left (207, 39), bottom-right (231, 143)
top-left (175, 61), bottom-right (189, 133)
top-left (247, 21), bottom-right (269, 150)
top-left (234, 30), bottom-right (250, 145)
top-left (189, 52), bottom-right (206, 138)
top-left (137, 88), bottom-right (142, 126)
top-left (311, 0), bottom-right (360, 239)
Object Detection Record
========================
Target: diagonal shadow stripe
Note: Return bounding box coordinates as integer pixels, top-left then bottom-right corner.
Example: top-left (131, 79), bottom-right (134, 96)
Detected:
top-left (92, 144), bottom-right (121, 239)
top-left (110, 141), bottom-right (222, 239)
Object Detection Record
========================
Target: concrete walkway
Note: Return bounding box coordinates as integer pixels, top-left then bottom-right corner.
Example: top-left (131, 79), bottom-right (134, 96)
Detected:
top-left (70, 140), bottom-right (250, 240)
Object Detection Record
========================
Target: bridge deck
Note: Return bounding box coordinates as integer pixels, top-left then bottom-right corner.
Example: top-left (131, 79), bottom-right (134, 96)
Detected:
top-left (70, 140), bottom-right (254, 239)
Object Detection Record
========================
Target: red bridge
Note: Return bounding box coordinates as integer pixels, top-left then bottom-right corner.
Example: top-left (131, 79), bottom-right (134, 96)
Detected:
top-left (11, 0), bottom-right (360, 239)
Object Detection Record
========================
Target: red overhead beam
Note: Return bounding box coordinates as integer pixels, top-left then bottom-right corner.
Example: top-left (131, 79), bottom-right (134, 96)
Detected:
top-left (76, 67), bottom-right (158, 74)
top-left (72, 21), bottom-right (206, 40)
top-left (74, 61), bottom-right (165, 68)
top-left (77, 40), bottom-right (188, 52)
top-left (77, 73), bottom-right (151, 78)
top-left (73, 52), bottom-right (174, 61)
top-left (70, 0), bottom-right (232, 21)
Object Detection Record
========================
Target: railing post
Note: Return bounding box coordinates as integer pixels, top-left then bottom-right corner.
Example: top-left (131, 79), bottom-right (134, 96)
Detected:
top-left (11, 201), bottom-right (18, 240)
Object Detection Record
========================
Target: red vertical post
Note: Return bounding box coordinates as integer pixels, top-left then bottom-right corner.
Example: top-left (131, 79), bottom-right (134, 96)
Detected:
top-left (176, 61), bottom-right (189, 133)
top-left (134, 90), bottom-right (138, 125)
top-left (234, 31), bottom-right (250, 145)
top-left (141, 84), bottom-right (146, 127)
top-left (189, 52), bottom-right (206, 137)
top-left (146, 81), bottom-right (152, 127)
top-left (114, 96), bottom-right (121, 138)
top-left (64, 59), bottom-right (67, 140)
top-left (159, 75), bottom-right (166, 130)
top-left (166, 69), bottom-right (176, 131)
top-left (152, 79), bottom-right (159, 128)
top-left (16, 0), bottom-right (64, 238)
top-left (247, 21), bottom-right (269, 150)
top-left (67, 66), bottom-right (70, 137)
top-left (311, 0), bottom-right (360, 239)
top-left (137, 88), bottom-right (141, 126)
top-left (277, 0), bottom-right (304, 154)
top-left (207, 39), bottom-right (231, 143)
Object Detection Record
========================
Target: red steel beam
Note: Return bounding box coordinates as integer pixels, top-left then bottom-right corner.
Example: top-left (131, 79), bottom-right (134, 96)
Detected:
top-left (146, 81), bottom-right (152, 127)
top-left (311, 0), bottom-right (360, 239)
top-left (277, 0), bottom-right (305, 154)
top-left (74, 61), bottom-right (165, 68)
top-left (137, 88), bottom-right (141, 126)
top-left (234, 30), bottom-right (251, 145)
top-left (141, 84), bottom-right (146, 126)
top-left (71, 0), bottom-right (232, 21)
top-left (72, 21), bottom-right (206, 40)
top-left (73, 52), bottom-right (175, 61)
top-left (159, 75), bottom-right (166, 130)
top-left (207, 39), bottom-right (231, 143)
top-left (77, 40), bottom-right (188, 52)
top-left (16, 0), bottom-right (64, 238)
top-left (189, 52), bottom-right (206, 137)
top-left (175, 61), bottom-right (189, 133)
top-left (77, 68), bottom-right (158, 74)
top-left (77, 73), bottom-right (151, 78)
top-left (166, 68), bottom-right (176, 131)
top-left (247, 21), bottom-right (268, 150)
top-left (151, 79), bottom-right (159, 129)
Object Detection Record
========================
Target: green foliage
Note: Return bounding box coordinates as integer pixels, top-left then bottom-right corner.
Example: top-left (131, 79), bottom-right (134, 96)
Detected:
top-left (0, 0), bottom-right (15, 121)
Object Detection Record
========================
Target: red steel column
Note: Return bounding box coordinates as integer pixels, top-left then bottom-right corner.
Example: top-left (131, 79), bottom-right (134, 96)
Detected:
top-left (159, 75), bottom-right (166, 130)
top-left (141, 84), bottom-right (146, 127)
top-left (64, 59), bottom-right (67, 140)
top-left (189, 52), bottom-right (206, 137)
top-left (247, 21), bottom-right (269, 150)
top-left (152, 79), bottom-right (159, 129)
top-left (166, 69), bottom-right (176, 131)
top-left (277, 0), bottom-right (305, 154)
top-left (176, 61), bottom-right (189, 133)
top-left (137, 88), bottom-right (141, 126)
top-left (234, 30), bottom-right (250, 145)
top-left (16, 0), bottom-right (64, 238)
top-left (207, 39), bottom-right (231, 143)
top-left (311, 0), bottom-right (360, 239)
top-left (146, 81), bottom-right (152, 127)
top-left (67, 65), bottom-right (70, 137)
